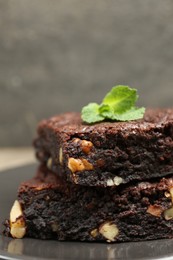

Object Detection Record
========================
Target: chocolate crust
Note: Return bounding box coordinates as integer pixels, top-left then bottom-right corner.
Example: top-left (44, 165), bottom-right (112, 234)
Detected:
top-left (34, 108), bottom-right (173, 187)
top-left (4, 166), bottom-right (173, 242)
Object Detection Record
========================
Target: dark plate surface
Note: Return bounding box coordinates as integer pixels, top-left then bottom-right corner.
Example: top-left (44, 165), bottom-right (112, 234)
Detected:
top-left (1, 165), bottom-right (173, 260)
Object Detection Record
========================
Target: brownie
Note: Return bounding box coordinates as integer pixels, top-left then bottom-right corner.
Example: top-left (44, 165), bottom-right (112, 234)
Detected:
top-left (33, 108), bottom-right (173, 187)
top-left (4, 166), bottom-right (173, 242)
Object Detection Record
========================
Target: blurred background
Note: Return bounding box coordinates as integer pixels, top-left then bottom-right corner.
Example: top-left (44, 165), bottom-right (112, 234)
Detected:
top-left (1, 0), bottom-right (173, 149)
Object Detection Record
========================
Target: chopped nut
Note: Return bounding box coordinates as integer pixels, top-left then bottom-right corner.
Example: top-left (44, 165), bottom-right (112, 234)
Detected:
top-left (113, 176), bottom-right (124, 186)
top-left (99, 222), bottom-right (119, 242)
top-left (164, 207), bottom-right (173, 220)
top-left (10, 226), bottom-right (26, 239)
top-left (59, 147), bottom-right (63, 165)
top-left (68, 158), bottom-right (85, 172)
top-left (47, 158), bottom-right (52, 169)
top-left (68, 158), bottom-right (93, 173)
top-left (81, 158), bottom-right (93, 170)
top-left (164, 191), bottom-right (171, 198)
top-left (90, 228), bottom-right (99, 238)
top-left (107, 179), bottom-right (114, 187)
top-left (147, 204), bottom-right (163, 217)
top-left (10, 200), bottom-right (23, 225)
top-left (80, 140), bottom-right (93, 154)
top-left (10, 200), bottom-right (26, 239)
top-left (72, 138), bottom-right (93, 154)
top-left (106, 177), bottom-right (124, 187)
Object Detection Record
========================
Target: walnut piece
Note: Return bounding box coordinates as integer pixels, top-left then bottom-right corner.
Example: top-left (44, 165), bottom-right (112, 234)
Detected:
top-left (147, 204), bottom-right (163, 217)
top-left (80, 140), bottom-right (93, 154)
top-left (99, 222), bottom-right (119, 242)
top-left (10, 200), bottom-right (26, 239)
top-left (73, 138), bottom-right (93, 154)
top-left (68, 158), bottom-right (93, 173)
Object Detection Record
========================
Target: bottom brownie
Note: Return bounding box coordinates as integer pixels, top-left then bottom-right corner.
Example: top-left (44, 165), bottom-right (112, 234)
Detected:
top-left (4, 166), bottom-right (173, 242)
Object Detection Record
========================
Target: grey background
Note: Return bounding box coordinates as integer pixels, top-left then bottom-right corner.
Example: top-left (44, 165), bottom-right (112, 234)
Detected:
top-left (1, 0), bottom-right (173, 146)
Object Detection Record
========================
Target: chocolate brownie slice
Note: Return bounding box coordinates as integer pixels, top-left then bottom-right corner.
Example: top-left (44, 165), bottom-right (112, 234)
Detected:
top-left (4, 166), bottom-right (173, 242)
top-left (34, 108), bottom-right (173, 187)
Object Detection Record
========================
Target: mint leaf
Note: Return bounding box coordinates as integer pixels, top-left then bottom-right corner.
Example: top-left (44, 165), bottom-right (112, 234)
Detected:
top-left (102, 85), bottom-right (137, 113)
top-left (99, 104), bottom-right (145, 121)
top-left (81, 85), bottom-right (145, 123)
top-left (99, 104), bottom-right (114, 119)
top-left (81, 103), bottom-right (104, 123)
top-left (110, 107), bottom-right (145, 121)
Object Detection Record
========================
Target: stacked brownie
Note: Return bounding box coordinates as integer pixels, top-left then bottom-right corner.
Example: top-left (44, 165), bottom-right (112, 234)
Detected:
top-left (4, 108), bottom-right (173, 242)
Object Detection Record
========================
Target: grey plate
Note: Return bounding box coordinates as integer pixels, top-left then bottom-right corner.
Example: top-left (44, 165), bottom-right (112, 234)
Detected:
top-left (1, 165), bottom-right (173, 260)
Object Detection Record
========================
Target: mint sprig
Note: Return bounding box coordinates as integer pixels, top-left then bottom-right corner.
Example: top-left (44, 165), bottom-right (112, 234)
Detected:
top-left (81, 85), bottom-right (145, 123)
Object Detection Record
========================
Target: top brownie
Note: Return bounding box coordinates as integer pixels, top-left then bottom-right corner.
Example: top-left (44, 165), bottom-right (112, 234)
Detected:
top-left (34, 108), bottom-right (173, 187)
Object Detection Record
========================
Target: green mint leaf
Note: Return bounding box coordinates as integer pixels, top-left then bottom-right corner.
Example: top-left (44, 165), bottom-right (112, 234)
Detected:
top-left (99, 103), bottom-right (111, 114)
top-left (81, 103), bottom-right (104, 123)
top-left (81, 85), bottom-right (145, 123)
top-left (110, 107), bottom-right (146, 121)
top-left (99, 104), bottom-right (145, 121)
top-left (102, 85), bottom-right (138, 113)
top-left (99, 104), bottom-right (114, 118)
